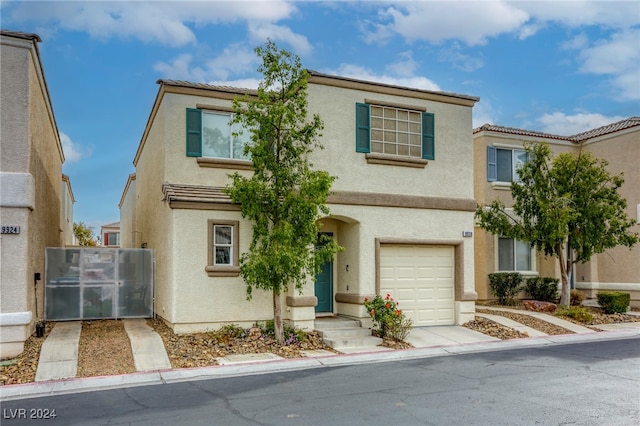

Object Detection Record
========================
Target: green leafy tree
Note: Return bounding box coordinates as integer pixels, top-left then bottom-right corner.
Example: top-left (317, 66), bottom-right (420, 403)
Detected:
top-left (476, 142), bottom-right (638, 306)
top-left (225, 40), bottom-right (342, 342)
top-left (73, 222), bottom-right (97, 246)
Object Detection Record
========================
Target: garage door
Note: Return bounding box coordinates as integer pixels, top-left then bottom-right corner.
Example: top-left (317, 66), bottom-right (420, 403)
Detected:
top-left (379, 245), bottom-right (455, 326)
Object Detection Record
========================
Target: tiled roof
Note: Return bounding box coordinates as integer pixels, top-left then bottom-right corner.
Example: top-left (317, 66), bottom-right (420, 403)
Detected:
top-left (102, 221), bottom-right (120, 228)
top-left (474, 117), bottom-right (640, 142)
top-left (162, 183), bottom-right (232, 204)
top-left (0, 30), bottom-right (42, 42)
top-left (157, 79), bottom-right (257, 96)
top-left (570, 117), bottom-right (640, 141)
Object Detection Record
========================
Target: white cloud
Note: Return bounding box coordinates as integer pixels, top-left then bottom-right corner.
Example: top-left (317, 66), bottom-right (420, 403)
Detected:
top-left (60, 131), bottom-right (89, 163)
top-left (153, 54), bottom-right (207, 81)
top-left (366, 2), bottom-right (529, 45)
top-left (329, 64), bottom-right (441, 92)
top-left (537, 112), bottom-right (625, 135)
top-left (206, 78), bottom-right (262, 90)
top-left (573, 29), bottom-right (640, 101)
top-left (473, 100), bottom-right (498, 129)
top-left (6, 1), bottom-right (297, 46)
top-left (385, 51), bottom-right (418, 77)
top-left (439, 44), bottom-right (485, 72)
top-left (561, 33), bottom-right (589, 50)
top-left (517, 1), bottom-right (640, 29)
top-left (247, 22), bottom-right (312, 55)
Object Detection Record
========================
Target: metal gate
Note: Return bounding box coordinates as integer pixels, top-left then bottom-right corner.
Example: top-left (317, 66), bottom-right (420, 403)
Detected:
top-left (45, 248), bottom-right (154, 320)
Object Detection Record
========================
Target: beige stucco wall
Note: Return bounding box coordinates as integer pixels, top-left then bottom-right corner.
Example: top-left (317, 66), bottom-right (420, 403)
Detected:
top-left (0, 33), bottom-right (64, 358)
top-left (474, 127), bottom-right (640, 305)
top-left (307, 83), bottom-right (474, 200)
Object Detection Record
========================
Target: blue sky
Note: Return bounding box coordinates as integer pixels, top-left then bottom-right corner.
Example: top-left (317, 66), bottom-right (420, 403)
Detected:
top-left (2, 1), bottom-right (639, 235)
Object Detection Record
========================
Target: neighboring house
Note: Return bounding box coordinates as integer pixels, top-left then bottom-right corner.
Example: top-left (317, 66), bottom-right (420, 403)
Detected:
top-left (0, 30), bottom-right (71, 357)
top-left (120, 72), bottom-right (480, 333)
top-left (473, 117), bottom-right (640, 306)
top-left (100, 221), bottom-right (120, 247)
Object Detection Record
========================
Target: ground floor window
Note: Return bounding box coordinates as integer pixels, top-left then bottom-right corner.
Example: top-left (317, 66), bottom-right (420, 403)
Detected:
top-left (498, 237), bottom-right (531, 271)
top-left (206, 219), bottom-right (240, 277)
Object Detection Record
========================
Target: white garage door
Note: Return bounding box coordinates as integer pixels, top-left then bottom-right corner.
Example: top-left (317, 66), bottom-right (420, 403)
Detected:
top-left (380, 245), bottom-right (455, 326)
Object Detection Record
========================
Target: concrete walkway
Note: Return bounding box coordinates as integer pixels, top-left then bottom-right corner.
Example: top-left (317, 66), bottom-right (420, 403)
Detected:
top-left (35, 321), bottom-right (82, 382)
top-left (123, 319), bottom-right (171, 371)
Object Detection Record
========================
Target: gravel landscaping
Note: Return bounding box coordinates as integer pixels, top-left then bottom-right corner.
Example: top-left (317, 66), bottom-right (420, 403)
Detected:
top-left (475, 308), bottom-right (575, 335)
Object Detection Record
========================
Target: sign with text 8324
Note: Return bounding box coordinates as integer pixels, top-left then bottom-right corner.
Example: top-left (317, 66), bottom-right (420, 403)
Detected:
top-left (1, 225), bottom-right (20, 234)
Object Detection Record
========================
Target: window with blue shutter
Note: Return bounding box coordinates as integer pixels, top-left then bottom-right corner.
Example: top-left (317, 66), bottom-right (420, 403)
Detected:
top-left (487, 146), bottom-right (497, 181)
top-left (355, 103), bottom-right (370, 153)
top-left (421, 112), bottom-right (435, 160)
top-left (186, 108), bottom-right (202, 157)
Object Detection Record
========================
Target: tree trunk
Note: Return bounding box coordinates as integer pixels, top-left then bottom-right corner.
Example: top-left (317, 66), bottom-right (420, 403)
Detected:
top-left (273, 290), bottom-right (284, 342)
top-left (558, 246), bottom-right (571, 306)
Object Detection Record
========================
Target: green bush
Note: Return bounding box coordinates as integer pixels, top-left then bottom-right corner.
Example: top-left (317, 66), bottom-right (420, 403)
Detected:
top-left (524, 277), bottom-right (559, 302)
top-left (218, 323), bottom-right (245, 338)
top-left (570, 289), bottom-right (585, 306)
top-left (556, 306), bottom-right (593, 323)
top-left (596, 291), bottom-right (630, 314)
top-left (488, 272), bottom-right (523, 305)
top-left (364, 294), bottom-right (413, 340)
top-left (255, 320), bottom-right (305, 344)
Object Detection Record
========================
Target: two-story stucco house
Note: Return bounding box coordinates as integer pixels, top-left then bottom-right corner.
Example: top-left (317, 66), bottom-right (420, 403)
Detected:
top-left (473, 117), bottom-right (640, 306)
top-left (0, 30), bottom-right (72, 357)
top-left (120, 71), bottom-right (480, 333)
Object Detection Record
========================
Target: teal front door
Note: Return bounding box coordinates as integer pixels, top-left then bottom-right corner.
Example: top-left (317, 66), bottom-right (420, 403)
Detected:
top-left (315, 233), bottom-right (333, 313)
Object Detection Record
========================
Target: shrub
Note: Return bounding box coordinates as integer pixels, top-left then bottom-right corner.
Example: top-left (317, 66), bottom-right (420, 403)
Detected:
top-left (255, 320), bottom-right (304, 345)
top-left (488, 272), bottom-right (523, 305)
top-left (218, 323), bottom-right (245, 338)
top-left (597, 291), bottom-right (630, 314)
top-left (570, 289), bottom-right (585, 306)
top-left (364, 294), bottom-right (413, 340)
top-left (524, 277), bottom-right (559, 302)
top-left (556, 305), bottom-right (593, 323)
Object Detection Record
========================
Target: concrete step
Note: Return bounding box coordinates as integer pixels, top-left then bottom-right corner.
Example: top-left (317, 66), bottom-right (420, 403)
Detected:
top-left (314, 316), bottom-right (383, 351)
top-left (323, 336), bottom-right (384, 350)
top-left (314, 317), bottom-right (362, 330)
top-left (316, 327), bottom-right (372, 339)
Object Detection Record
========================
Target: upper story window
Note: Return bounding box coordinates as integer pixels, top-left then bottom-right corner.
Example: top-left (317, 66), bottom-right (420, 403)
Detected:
top-left (186, 108), bottom-right (250, 160)
top-left (356, 102), bottom-right (435, 161)
top-left (487, 146), bottom-right (528, 182)
top-left (103, 232), bottom-right (120, 247)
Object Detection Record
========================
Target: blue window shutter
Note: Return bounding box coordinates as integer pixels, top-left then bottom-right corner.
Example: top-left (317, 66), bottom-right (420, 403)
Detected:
top-left (487, 146), bottom-right (497, 181)
top-left (422, 112), bottom-right (435, 160)
top-left (186, 108), bottom-right (202, 157)
top-left (355, 103), bottom-right (370, 153)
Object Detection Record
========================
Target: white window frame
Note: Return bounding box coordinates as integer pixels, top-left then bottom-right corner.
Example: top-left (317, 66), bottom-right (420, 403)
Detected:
top-left (494, 235), bottom-right (537, 275)
top-left (496, 147), bottom-right (528, 183)
top-left (205, 220), bottom-right (240, 277)
top-left (370, 105), bottom-right (423, 158)
top-left (201, 111), bottom-right (250, 161)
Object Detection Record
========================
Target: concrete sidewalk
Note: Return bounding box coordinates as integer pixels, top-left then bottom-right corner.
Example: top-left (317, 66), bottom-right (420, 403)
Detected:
top-left (3, 313), bottom-right (639, 401)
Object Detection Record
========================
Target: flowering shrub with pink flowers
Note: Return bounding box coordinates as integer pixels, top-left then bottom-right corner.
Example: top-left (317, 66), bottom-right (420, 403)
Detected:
top-left (363, 294), bottom-right (413, 341)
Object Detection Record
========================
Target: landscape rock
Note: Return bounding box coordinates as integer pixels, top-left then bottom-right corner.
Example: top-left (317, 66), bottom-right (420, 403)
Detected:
top-left (523, 300), bottom-right (557, 313)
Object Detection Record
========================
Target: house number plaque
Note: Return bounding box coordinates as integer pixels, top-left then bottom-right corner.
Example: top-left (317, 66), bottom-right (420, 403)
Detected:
top-left (1, 225), bottom-right (20, 234)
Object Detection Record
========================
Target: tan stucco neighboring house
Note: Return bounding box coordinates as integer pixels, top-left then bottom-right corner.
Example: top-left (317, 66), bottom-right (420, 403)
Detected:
top-left (473, 117), bottom-right (640, 306)
top-left (0, 30), bottom-right (70, 357)
top-left (120, 71), bottom-right (480, 333)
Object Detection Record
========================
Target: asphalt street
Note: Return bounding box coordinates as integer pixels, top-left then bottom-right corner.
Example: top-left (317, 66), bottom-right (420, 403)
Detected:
top-left (2, 337), bottom-right (639, 425)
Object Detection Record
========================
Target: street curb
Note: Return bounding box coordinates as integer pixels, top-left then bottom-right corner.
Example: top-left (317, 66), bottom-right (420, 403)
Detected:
top-left (2, 328), bottom-right (638, 401)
